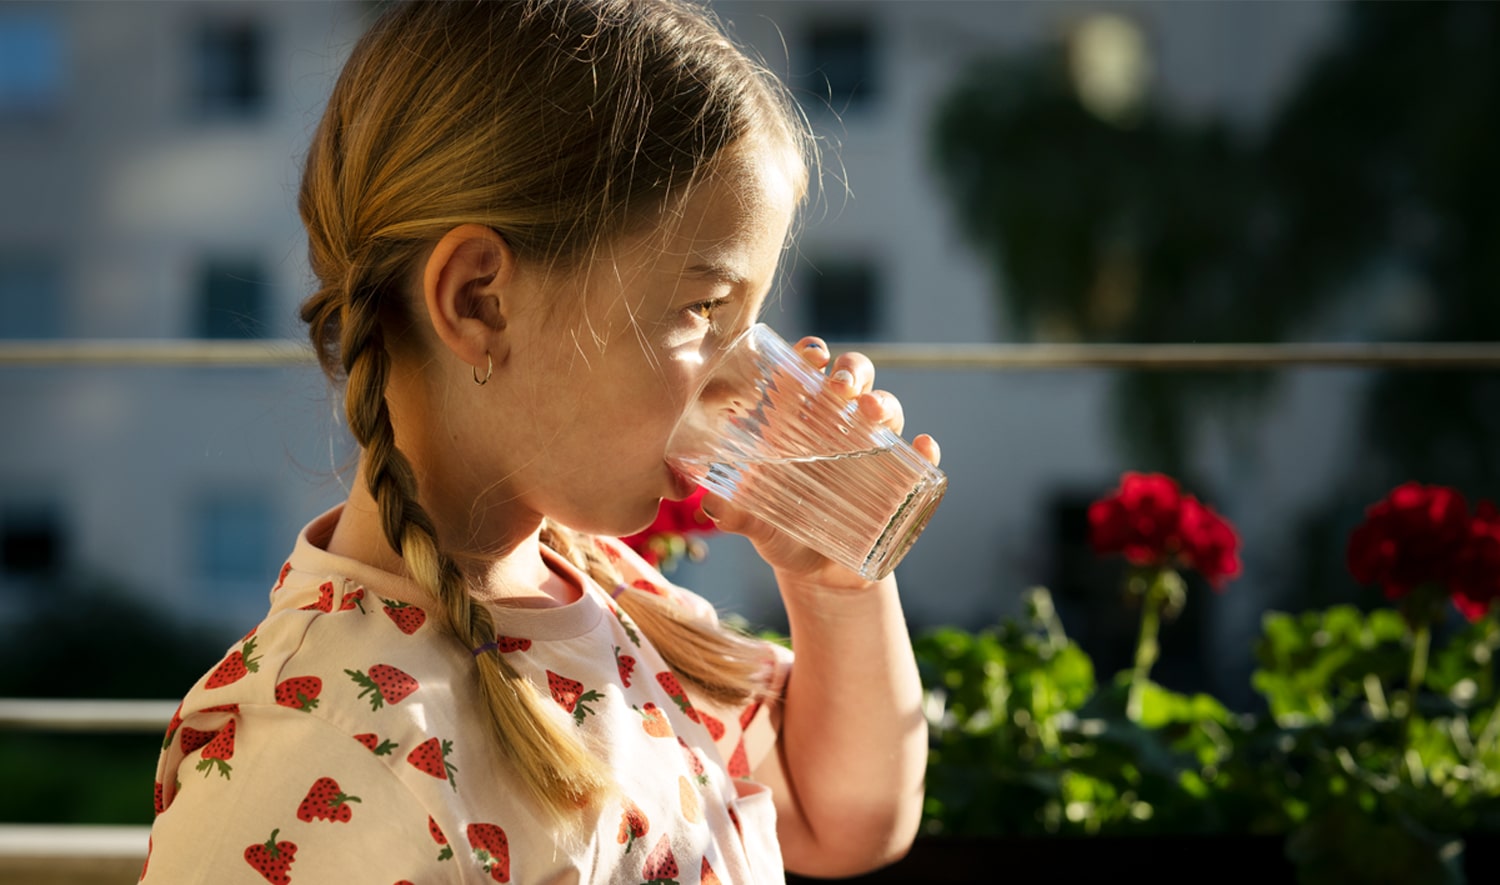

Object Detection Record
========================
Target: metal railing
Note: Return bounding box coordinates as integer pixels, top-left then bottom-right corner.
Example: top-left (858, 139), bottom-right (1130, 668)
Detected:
top-left (3, 337), bottom-right (1500, 370)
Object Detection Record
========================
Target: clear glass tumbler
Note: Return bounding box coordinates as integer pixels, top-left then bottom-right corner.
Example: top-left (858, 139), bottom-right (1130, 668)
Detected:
top-left (665, 324), bottom-right (947, 580)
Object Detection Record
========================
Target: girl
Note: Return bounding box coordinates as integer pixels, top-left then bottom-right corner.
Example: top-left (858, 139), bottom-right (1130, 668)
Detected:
top-left (143, 1), bottom-right (938, 882)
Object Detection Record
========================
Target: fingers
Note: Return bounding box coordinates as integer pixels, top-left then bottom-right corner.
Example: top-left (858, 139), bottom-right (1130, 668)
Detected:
top-left (856, 389), bottom-right (904, 435)
top-left (828, 350), bottom-right (874, 396)
top-left (796, 337), bottom-right (831, 372)
top-left (913, 433), bottom-right (941, 467)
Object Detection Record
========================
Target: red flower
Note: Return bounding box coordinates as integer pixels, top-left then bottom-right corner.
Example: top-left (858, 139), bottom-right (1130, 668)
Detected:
top-left (1452, 501), bottom-right (1500, 622)
top-left (1088, 472), bottom-right (1240, 588)
top-left (1345, 483), bottom-right (1470, 602)
top-left (620, 488), bottom-right (717, 567)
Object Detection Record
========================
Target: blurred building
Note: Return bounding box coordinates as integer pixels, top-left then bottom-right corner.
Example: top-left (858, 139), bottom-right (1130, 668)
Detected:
top-left (0, 1), bottom-right (1344, 698)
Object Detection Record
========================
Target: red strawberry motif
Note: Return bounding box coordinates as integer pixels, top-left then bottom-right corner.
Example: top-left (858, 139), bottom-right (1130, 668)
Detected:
top-left (617, 798), bottom-right (650, 853)
top-left (296, 776), bottom-right (361, 823)
top-left (614, 645), bottom-right (636, 687)
top-left (206, 637), bottom-right (261, 688)
top-left (655, 671), bottom-right (699, 723)
top-left (382, 598), bottom-right (427, 634)
top-left (546, 670), bottom-right (603, 724)
top-left (701, 857), bottom-right (721, 885)
top-left (202, 703), bottom-right (240, 714)
top-left (698, 711), bottom-right (725, 741)
top-left (631, 578), bottom-right (666, 597)
top-left (244, 829), bottom-right (296, 884)
top-left (495, 635), bottom-right (531, 652)
top-left (340, 586), bottom-right (366, 612)
top-left (739, 700), bottom-right (761, 730)
top-left (272, 561), bottom-right (292, 592)
top-left (162, 703), bottom-right (183, 750)
top-left (727, 738), bottom-right (750, 779)
top-left (274, 676), bottom-right (322, 712)
top-left (180, 725), bottom-right (216, 755)
top-left (300, 580), bottom-right (335, 613)
top-left (195, 719), bottom-right (236, 778)
top-left (429, 815), bottom-right (453, 861)
top-left (641, 835), bottom-right (680, 885)
top-left (153, 781), bottom-right (165, 815)
top-left (636, 703), bottom-right (673, 738)
top-left (346, 664), bottom-right (418, 710)
top-left (677, 738), bottom-right (708, 785)
top-left (407, 737), bottom-right (458, 790)
top-left (595, 537), bottom-right (622, 563)
top-left (354, 733), bottom-right (398, 756)
top-left (467, 822), bottom-right (510, 882)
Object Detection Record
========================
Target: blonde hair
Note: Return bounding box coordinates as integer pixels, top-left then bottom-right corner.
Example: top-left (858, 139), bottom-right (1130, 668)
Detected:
top-left (297, 0), bottom-right (807, 821)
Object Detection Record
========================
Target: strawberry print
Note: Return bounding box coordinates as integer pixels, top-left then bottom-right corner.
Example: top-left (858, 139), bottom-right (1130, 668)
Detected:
top-left (340, 586), bottom-right (366, 612)
top-left (727, 737), bottom-right (750, 779)
top-left (595, 537), bottom-right (623, 563)
top-left (546, 670), bottom-right (603, 724)
top-left (429, 815), bottom-right (453, 861)
top-left (641, 835), bottom-right (680, 885)
top-left (153, 781), bottom-right (165, 815)
top-left (296, 776), bottom-right (361, 823)
top-left (300, 581), bottom-right (335, 613)
top-left (617, 798), bottom-right (649, 853)
top-left (677, 738), bottom-right (708, 785)
top-left (678, 776), bottom-right (701, 824)
top-left (244, 828), bottom-right (297, 884)
top-left (407, 737), bottom-right (458, 790)
top-left (698, 711), bottom-right (725, 741)
top-left (272, 561), bottom-right (292, 592)
top-left (382, 598), bottom-right (427, 634)
top-left (347, 664), bottom-right (418, 710)
top-left (202, 703), bottom-right (239, 714)
top-left (206, 637), bottom-right (260, 688)
top-left (468, 822), bottom-right (511, 882)
top-left (354, 733), bottom-right (398, 756)
top-left (194, 719), bottom-right (236, 778)
top-left (614, 645), bottom-right (636, 687)
top-left (615, 609), bottom-right (642, 647)
top-left (274, 676), bottom-right (322, 712)
top-left (701, 858), bottom-right (721, 885)
top-left (495, 635), bottom-right (531, 652)
top-left (179, 725), bottom-right (216, 755)
top-left (630, 578), bottom-right (666, 597)
top-left (635, 703), bottom-right (673, 738)
top-left (655, 671), bottom-right (700, 723)
top-left (739, 700), bottom-right (761, 730)
top-left (162, 703), bottom-right (183, 750)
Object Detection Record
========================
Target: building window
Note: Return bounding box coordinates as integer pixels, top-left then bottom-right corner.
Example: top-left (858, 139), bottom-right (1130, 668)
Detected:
top-left (0, 254), bottom-right (63, 338)
top-left (1, 501), bottom-right (65, 577)
top-left (194, 493), bottom-right (274, 585)
top-left (796, 20), bottom-right (878, 114)
top-left (193, 19), bottom-right (266, 117)
top-left (801, 256), bottom-right (882, 340)
top-left (0, 11), bottom-right (63, 120)
top-left (196, 258), bottom-right (270, 339)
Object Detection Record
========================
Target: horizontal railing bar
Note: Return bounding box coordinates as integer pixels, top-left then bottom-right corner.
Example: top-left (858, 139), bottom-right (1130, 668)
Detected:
top-left (2, 339), bottom-right (1500, 369)
top-left (0, 698), bottom-right (177, 733)
top-left (0, 824), bottom-right (150, 859)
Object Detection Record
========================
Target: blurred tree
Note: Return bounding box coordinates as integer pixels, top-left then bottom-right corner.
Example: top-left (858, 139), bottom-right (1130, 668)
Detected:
top-left (931, 1), bottom-right (1500, 600)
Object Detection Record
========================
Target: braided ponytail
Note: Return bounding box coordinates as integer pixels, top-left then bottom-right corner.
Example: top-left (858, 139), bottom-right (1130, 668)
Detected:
top-left (341, 284), bottom-right (613, 819)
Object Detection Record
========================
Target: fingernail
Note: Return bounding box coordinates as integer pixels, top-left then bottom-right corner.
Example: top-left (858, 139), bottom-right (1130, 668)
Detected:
top-left (832, 369), bottom-right (854, 386)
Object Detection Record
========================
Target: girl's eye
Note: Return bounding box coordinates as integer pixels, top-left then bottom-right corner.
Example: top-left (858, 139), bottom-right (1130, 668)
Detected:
top-left (686, 298), bottom-right (729, 321)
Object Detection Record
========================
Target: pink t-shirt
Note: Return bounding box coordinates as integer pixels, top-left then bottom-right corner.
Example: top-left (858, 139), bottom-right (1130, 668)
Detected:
top-left (143, 506), bottom-right (791, 884)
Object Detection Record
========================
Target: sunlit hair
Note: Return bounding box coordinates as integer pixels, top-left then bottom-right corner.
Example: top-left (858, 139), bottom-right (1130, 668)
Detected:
top-left (296, 0), bottom-right (809, 822)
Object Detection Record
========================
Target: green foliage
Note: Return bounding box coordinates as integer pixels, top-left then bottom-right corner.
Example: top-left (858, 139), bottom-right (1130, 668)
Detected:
top-left (916, 586), bottom-right (1500, 879)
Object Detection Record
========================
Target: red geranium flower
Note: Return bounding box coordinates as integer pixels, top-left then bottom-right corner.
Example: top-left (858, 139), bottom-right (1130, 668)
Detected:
top-left (1345, 482), bottom-right (1469, 602)
top-left (1452, 501), bottom-right (1500, 622)
top-left (620, 487), bottom-right (717, 568)
top-left (1088, 472), bottom-right (1240, 588)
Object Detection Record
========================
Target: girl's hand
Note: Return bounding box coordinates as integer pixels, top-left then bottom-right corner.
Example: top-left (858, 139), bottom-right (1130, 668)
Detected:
top-left (700, 336), bottom-right (941, 591)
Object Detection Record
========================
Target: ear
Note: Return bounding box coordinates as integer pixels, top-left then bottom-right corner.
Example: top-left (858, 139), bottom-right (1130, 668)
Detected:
top-left (421, 224), bottom-right (515, 372)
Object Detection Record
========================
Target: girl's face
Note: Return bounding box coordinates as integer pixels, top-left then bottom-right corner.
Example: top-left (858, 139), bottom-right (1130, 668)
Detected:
top-left (465, 142), bottom-right (800, 540)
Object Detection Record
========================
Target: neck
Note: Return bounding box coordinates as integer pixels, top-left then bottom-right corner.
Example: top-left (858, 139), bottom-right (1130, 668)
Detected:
top-left (325, 456), bottom-right (580, 607)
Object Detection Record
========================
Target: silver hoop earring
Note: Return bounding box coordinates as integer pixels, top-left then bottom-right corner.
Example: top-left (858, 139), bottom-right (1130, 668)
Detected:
top-left (473, 352), bottom-right (493, 386)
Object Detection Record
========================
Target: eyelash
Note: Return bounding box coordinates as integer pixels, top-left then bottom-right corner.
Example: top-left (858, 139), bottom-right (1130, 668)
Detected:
top-left (686, 297), bottom-right (730, 322)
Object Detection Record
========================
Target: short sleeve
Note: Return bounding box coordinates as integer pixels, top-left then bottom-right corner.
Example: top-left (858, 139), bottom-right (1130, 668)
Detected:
top-left (144, 705), bottom-right (457, 884)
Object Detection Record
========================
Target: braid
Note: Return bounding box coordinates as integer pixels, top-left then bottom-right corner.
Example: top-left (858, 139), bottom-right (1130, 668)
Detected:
top-left (341, 285), bottom-right (612, 821)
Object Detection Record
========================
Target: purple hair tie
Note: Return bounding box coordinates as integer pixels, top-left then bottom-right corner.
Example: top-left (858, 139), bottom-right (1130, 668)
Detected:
top-left (472, 640), bottom-right (499, 657)
top-left (611, 582), bottom-right (630, 599)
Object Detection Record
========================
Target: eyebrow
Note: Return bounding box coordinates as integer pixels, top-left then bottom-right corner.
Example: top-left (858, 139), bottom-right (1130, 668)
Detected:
top-left (684, 261), bottom-right (747, 286)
